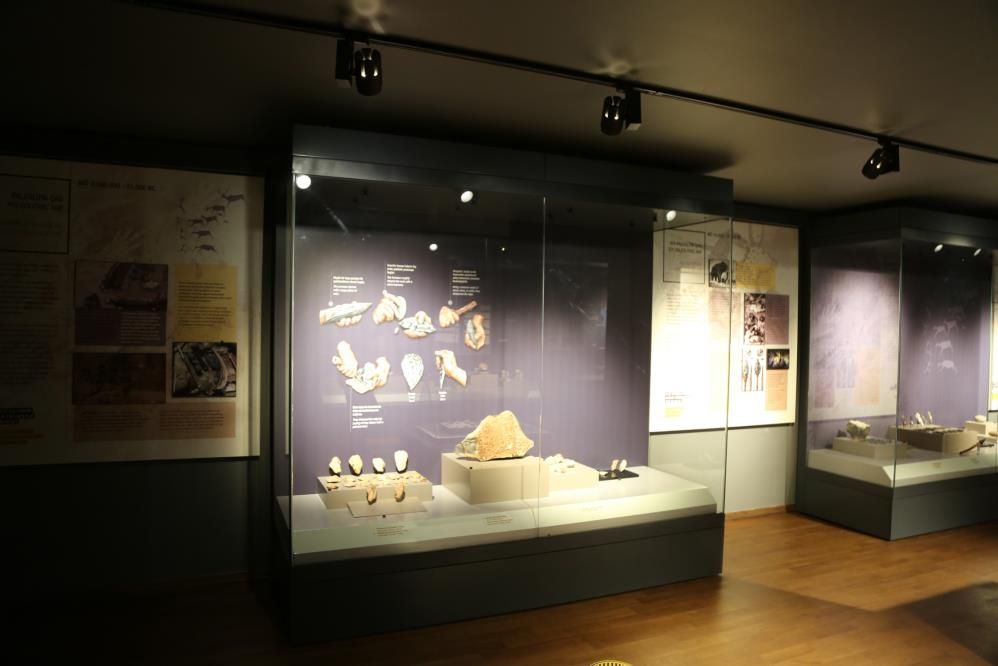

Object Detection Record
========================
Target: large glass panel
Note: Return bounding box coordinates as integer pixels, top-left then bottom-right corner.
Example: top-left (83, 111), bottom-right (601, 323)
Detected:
top-left (645, 215), bottom-right (733, 516)
top-left (893, 235), bottom-right (998, 483)
top-left (287, 175), bottom-right (545, 562)
top-left (806, 238), bottom-right (901, 487)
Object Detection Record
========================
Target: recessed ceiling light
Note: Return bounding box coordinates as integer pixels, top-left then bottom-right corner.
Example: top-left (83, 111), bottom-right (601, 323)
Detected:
top-left (665, 210), bottom-right (677, 222)
top-left (428, 243), bottom-right (438, 251)
top-left (460, 190), bottom-right (474, 203)
top-left (974, 248), bottom-right (982, 256)
top-left (933, 244), bottom-right (943, 253)
top-left (295, 174), bottom-right (312, 190)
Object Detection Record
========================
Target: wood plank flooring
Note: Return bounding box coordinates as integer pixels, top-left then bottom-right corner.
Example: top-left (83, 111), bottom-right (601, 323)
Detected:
top-left (10, 513), bottom-right (998, 665)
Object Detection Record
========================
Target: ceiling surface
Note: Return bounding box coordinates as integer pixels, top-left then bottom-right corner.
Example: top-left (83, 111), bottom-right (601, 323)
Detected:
top-left (4, 0), bottom-right (998, 213)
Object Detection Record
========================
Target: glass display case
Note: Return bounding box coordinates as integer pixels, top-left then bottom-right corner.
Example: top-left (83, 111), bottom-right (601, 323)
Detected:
top-left (274, 126), bottom-right (734, 639)
top-left (798, 209), bottom-right (998, 539)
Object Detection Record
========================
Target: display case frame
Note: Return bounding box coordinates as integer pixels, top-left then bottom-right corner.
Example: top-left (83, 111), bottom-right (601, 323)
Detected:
top-left (274, 126), bottom-right (734, 641)
top-left (796, 207), bottom-right (998, 540)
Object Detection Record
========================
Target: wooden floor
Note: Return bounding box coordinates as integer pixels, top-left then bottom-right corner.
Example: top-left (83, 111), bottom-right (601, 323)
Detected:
top-left (13, 513), bottom-right (998, 664)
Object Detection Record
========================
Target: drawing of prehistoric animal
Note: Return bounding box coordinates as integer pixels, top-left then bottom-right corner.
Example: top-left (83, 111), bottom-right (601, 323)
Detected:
top-left (938, 360), bottom-right (957, 372)
top-left (709, 261), bottom-right (728, 285)
top-left (220, 193), bottom-right (245, 203)
top-left (931, 324), bottom-right (947, 337)
top-left (206, 204), bottom-right (227, 214)
top-left (195, 244), bottom-right (218, 253)
top-left (191, 230), bottom-right (213, 239)
top-left (944, 320), bottom-right (958, 332)
top-left (935, 340), bottom-right (953, 353)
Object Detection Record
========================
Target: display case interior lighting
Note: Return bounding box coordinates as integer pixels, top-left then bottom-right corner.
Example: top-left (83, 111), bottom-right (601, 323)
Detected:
top-left (460, 190), bottom-right (474, 203)
top-left (665, 210), bottom-right (677, 222)
top-left (934, 243), bottom-right (944, 253)
top-left (974, 248), bottom-right (983, 257)
top-left (295, 174), bottom-right (312, 190)
top-left (428, 242), bottom-right (439, 251)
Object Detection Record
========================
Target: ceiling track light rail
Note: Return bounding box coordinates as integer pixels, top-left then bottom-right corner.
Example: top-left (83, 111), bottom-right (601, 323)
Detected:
top-left (127, 0), bottom-right (998, 169)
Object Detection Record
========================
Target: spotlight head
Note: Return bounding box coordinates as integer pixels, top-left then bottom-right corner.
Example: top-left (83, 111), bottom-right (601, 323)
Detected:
top-left (295, 174), bottom-right (312, 190)
top-left (335, 38), bottom-right (383, 96)
top-left (460, 190), bottom-right (474, 203)
top-left (354, 47), bottom-right (383, 96)
top-left (862, 138), bottom-right (900, 179)
top-left (933, 243), bottom-right (944, 253)
top-left (601, 96), bottom-right (625, 135)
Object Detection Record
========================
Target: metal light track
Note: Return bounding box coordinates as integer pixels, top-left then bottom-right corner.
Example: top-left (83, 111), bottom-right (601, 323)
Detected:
top-left (126, 0), bottom-right (998, 168)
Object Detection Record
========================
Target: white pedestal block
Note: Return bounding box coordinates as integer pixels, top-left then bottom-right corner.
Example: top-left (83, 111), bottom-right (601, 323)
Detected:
top-left (964, 420), bottom-right (996, 436)
top-left (888, 426), bottom-right (980, 454)
top-left (317, 474), bottom-right (433, 510)
top-left (441, 453), bottom-right (550, 504)
top-left (832, 436), bottom-right (906, 460)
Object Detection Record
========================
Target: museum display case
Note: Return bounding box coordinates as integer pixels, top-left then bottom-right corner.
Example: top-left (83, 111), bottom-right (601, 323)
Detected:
top-left (274, 126), bottom-right (734, 640)
top-left (798, 208), bottom-right (998, 539)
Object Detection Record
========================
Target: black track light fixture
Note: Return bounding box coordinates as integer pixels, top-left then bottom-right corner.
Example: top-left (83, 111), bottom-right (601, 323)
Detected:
top-left (600, 89), bottom-right (642, 136)
top-left (862, 138), bottom-right (900, 180)
top-left (335, 37), bottom-right (383, 96)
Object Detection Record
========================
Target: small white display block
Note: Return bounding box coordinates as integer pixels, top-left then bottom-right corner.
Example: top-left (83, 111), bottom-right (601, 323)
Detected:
top-left (548, 463), bottom-right (600, 492)
top-left (832, 436), bottom-right (906, 460)
top-left (441, 453), bottom-right (550, 504)
top-left (964, 420), bottom-right (996, 436)
top-left (888, 425), bottom-right (980, 454)
top-left (317, 474), bottom-right (433, 510)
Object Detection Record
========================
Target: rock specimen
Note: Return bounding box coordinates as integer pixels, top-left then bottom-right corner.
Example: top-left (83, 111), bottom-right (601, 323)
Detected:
top-left (618, 459), bottom-right (628, 473)
top-left (975, 414), bottom-right (987, 423)
top-left (319, 301), bottom-right (372, 327)
top-left (846, 419), bottom-right (871, 440)
top-left (365, 482), bottom-right (377, 505)
top-left (348, 454), bottom-right (363, 476)
top-left (394, 449), bottom-right (408, 473)
top-left (397, 311), bottom-right (435, 339)
top-left (611, 459), bottom-right (620, 472)
top-left (394, 480), bottom-right (406, 502)
top-left (372, 457), bottom-right (386, 474)
top-left (401, 353), bottom-right (423, 391)
top-left (439, 300), bottom-right (477, 328)
top-left (914, 412), bottom-right (925, 426)
top-left (464, 313), bottom-right (487, 351)
top-left (345, 356), bottom-right (390, 394)
top-left (329, 456), bottom-right (342, 476)
top-left (927, 411), bottom-right (934, 425)
top-left (454, 410), bottom-right (534, 461)
top-left (332, 341), bottom-right (358, 379)
top-left (435, 349), bottom-right (467, 387)
top-left (372, 290), bottom-right (407, 324)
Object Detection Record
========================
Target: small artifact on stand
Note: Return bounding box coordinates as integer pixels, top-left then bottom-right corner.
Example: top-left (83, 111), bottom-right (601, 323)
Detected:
top-left (397, 311), bottom-right (436, 339)
top-left (439, 300), bottom-right (477, 328)
top-left (435, 349), bottom-right (468, 387)
top-left (365, 482), bottom-right (378, 505)
top-left (600, 457), bottom-right (637, 481)
top-left (394, 480), bottom-right (406, 502)
top-left (332, 340), bottom-right (359, 379)
top-left (348, 454), bottom-right (363, 476)
top-left (401, 353), bottom-right (424, 391)
top-left (454, 410), bottom-right (534, 461)
top-left (464, 313), bottom-right (487, 351)
top-left (927, 411), bottom-right (934, 425)
top-left (329, 456), bottom-right (342, 476)
top-left (319, 301), bottom-right (372, 327)
top-left (914, 412), bottom-right (925, 426)
top-left (394, 449), bottom-right (409, 473)
top-left (845, 419), bottom-right (871, 440)
top-left (345, 356), bottom-right (391, 394)
top-left (372, 457), bottom-right (386, 474)
top-left (372, 290), bottom-right (407, 324)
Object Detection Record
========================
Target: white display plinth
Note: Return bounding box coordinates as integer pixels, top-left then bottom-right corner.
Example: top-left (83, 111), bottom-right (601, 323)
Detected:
top-left (316, 475), bottom-right (433, 510)
top-left (440, 453), bottom-right (550, 504)
top-left (964, 420), bottom-right (996, 436)
top-left (831, 436), bottom-right (906, 460)
top-left (547, 462), bottom-right (600, 492)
